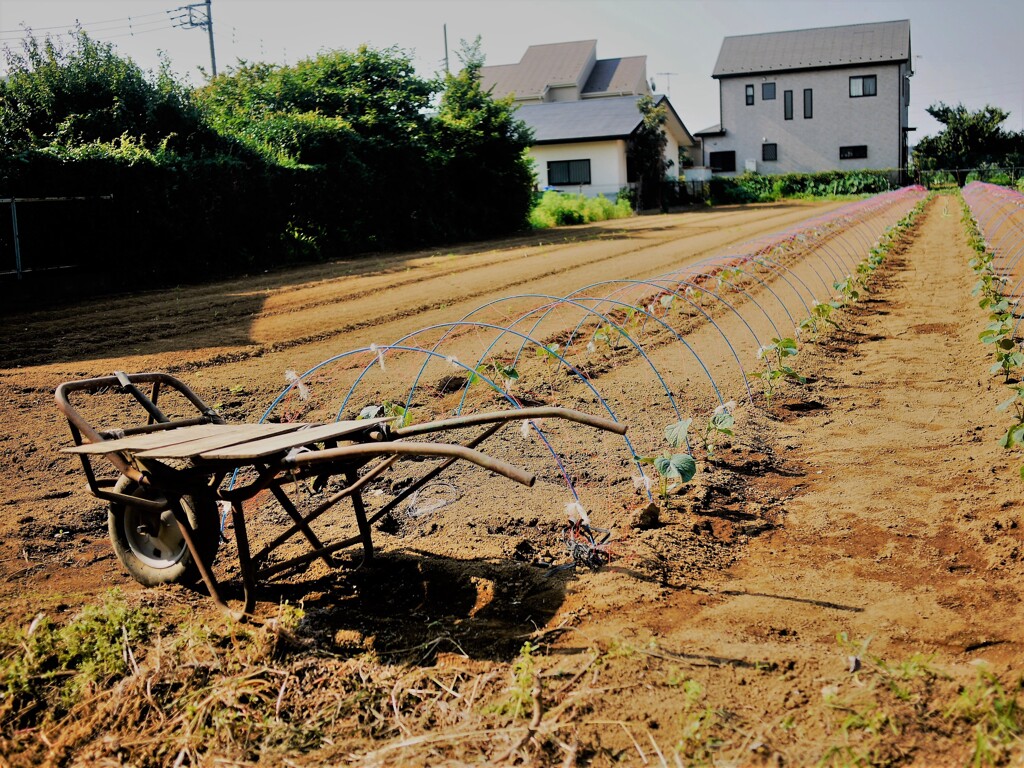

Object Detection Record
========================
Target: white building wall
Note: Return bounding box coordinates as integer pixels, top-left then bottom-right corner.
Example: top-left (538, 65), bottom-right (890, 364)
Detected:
top-left (529, 140), bottom-right (629, 198)
top-left (663, 133), bottom-right (681, 180)
top-left (707, 63), bottom-right (905, 175)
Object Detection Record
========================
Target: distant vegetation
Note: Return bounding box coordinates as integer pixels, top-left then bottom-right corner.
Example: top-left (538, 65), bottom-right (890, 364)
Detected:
top-left (529, 191), bottom-right (633, 228)
top-left (913, 103), bottom-right (1024, 187)
top-left (707, 170), bottom-right (898, 204)
top-left (0, 33), bottom-right (533, 295)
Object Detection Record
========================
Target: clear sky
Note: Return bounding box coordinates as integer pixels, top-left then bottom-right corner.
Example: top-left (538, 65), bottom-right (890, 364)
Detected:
top-left (1, 0), bottom-right (1022, 143)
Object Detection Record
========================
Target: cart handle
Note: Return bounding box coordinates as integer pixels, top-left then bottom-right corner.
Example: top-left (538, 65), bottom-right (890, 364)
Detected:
top-left (391, 406), bottom-right (626, 439)
top-left (282, 441), bottom-right (536, 487)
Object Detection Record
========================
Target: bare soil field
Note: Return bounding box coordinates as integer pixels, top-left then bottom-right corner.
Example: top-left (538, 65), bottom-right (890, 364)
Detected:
top-left (1, 196), bottom-right (1022, 767)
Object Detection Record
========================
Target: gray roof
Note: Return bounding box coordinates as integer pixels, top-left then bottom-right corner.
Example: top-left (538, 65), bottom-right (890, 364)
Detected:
top-left (582, 56), bottom-right (647, 95)
top-left (515, 95), bottom-right (695, 147)
top-left (481, 40), bottom-right (597, 100)
top-left (480, 40), bottom-right (649, 101)
top-left (713, 20), bottom-right (911, 77)
top-left (694, 124), bottom-right (724, 137)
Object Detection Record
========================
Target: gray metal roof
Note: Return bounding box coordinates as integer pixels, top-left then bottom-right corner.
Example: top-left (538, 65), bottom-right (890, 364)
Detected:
top-left (694, 124), bottom-right (724, 137)
top-left (481, 40), bottom-right (597, 100)
top-left (515, 95), bottom-right (695, 147)
top-left (480, 41), bottom-right (649, 101)
top-left (582, 56), bottom-right (647, 95)
top-left (713, 20), bottom-right (911, 77)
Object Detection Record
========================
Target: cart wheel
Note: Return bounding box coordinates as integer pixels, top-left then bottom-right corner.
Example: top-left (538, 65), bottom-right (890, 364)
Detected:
top-left (108, 476), bottom-right (220, 587)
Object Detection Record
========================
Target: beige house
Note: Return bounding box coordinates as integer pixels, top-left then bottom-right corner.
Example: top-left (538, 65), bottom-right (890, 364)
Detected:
top-left (481, 41), bottom-right (698, 198)
top-left (696, 20), bottom-right (914, 177)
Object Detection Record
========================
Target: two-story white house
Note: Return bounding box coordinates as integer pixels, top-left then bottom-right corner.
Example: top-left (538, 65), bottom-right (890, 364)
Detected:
top-left (481, 40), bottom-right (698, 198)
top-left (695, 20), bottom-right (913, 178)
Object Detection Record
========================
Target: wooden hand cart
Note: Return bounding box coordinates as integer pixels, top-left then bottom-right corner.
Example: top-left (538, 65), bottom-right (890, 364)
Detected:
top-left (56, 371), bottom-right (626, 618)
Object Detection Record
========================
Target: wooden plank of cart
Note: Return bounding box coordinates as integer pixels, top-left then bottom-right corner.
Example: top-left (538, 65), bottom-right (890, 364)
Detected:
top-left (55, 371), bottom-right (626, 619)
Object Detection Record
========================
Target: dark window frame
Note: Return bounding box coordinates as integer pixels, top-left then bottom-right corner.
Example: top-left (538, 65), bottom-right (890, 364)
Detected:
top-left (745, 84), bottom-right (754, 106)
top-left (849, 75), bottom-right (877, 98)
top-left (840, 145), bottom-right (868, 160)
top-left (547, 159), bottom-right (591, 186)
top-left (709, 150), bottom-right (737, 173)
top-left (762, 143), bottom-right (778, 162)
top-left (762, 82), bottom-right (776, 100)
top-left (803, 88), bottom-right (813, 119)
top-left (784, 90), bottom-right (793, 120)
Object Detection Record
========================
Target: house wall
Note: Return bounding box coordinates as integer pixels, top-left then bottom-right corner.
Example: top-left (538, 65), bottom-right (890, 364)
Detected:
top-left (706, 63), bottom-right (906, 175)
top-left (529, 141), bottom-right (628, 198)
top-left (663, 133), bottom-right (682, 180)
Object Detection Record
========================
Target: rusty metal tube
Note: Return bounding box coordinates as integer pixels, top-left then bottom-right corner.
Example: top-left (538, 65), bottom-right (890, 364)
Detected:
top-left (282, 441), bottom-right (535, 487)
top-left (392, 406), bottom-right (626, 439)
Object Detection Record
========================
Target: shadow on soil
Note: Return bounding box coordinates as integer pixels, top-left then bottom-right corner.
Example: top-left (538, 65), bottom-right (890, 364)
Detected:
top-left (208, 550), bottom-right (569, 664)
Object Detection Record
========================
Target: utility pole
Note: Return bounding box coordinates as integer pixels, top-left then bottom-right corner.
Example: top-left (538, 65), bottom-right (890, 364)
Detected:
top-left (169, 0), bottom-right (217, 77)
top-left (656, 72), bottom-right (678, 99)
top-left (443, 24), bottom-right (449, 75)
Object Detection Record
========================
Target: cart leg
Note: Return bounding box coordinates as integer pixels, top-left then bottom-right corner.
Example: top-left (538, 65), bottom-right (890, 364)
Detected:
top-left (170, 498), bottom-right (250, 621)
top-left (230, 502), bottom-right (258, 617)
top-left (269, 485), bottom-right (338, 568)
top-left (347, 470), bottom-right (374, 565)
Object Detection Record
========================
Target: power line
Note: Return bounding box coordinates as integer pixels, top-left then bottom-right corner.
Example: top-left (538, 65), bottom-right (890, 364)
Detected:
top-left (0, 10), bottom-right (168, 35)
top-left (0, 18), bottom-right (175, 43)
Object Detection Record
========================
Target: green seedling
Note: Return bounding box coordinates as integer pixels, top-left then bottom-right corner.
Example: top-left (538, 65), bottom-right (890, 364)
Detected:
top-left (716, 267), bottom-right (744, 291)
top-left (798, 300), bottom-right (841, 339)
top-left (980, 302), bottom-right (1023, 382)
top-left (468, 360), bottom-right (520, 390)
top-left (996, 384), bottom-right (1024, 479)
top-left (699, 401), bottom-right (736, 458)
top-left (756, 337), bottom-right (805, 405)
top-left (534, 342), bottom-right (560, 364)
top-left (833, 276), bottom-right (861, 304)
top-left (639, 419), bottom-right (697, 504)
top-left (592, 323), bottom-right (626, 351)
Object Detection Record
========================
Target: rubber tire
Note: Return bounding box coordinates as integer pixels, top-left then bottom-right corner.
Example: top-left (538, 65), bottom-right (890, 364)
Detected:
top-left (108, 475), bottom-right (220, 587)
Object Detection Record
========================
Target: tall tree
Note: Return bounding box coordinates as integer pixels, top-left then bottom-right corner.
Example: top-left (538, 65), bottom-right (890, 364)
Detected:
top-left (912, 102), bottom-right (1024, 185)
top-left (627, 96), bottom-right (672, 211)
top-left (430, 37), bottom-right (535, 237)
top-left (0, 31), bottom-right (212, 154)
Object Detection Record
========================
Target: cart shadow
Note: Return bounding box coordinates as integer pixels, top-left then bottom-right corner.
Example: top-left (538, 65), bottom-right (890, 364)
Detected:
top-left (234, 550), bottom-right (571, 663)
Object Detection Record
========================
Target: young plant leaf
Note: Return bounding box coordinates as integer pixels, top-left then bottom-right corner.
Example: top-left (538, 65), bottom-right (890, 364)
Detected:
top-left (654, 453), bottom-right (697, 483)
top-left (664, 419), bottom-right (692, 449)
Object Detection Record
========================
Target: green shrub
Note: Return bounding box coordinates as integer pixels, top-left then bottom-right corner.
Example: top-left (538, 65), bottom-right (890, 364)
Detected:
top-left (708, 169), bottom-right (896, 204)
top-left (528, 191), bottom-right (632, 229)
top-left (0, 589), bottom-right (154, 722)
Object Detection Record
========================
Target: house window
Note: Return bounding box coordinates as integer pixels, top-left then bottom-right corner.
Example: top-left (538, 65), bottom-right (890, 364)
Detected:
top-left (762, 143), bottom-right (778, 162)
top-left (745, 84), bottom-right (754, 106)
top-left (803, 88), bottom-right (813, 118)
top-left (709, 151), bottom-right (736, 173)
top-left (547, 159), bottom-right (591, 186)
top-left (840, 145), bottom-right (868, 159)
top-left (850, 75), bottom-right (877, 97)
top-left (784, 90), bottom-right (793, 120)
top-left (762, 82), bottom-right (776, 100)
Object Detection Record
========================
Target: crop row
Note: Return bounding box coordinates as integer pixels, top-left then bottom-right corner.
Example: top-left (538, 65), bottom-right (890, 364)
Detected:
top-left (255, 188), bottom-right (929, 530)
